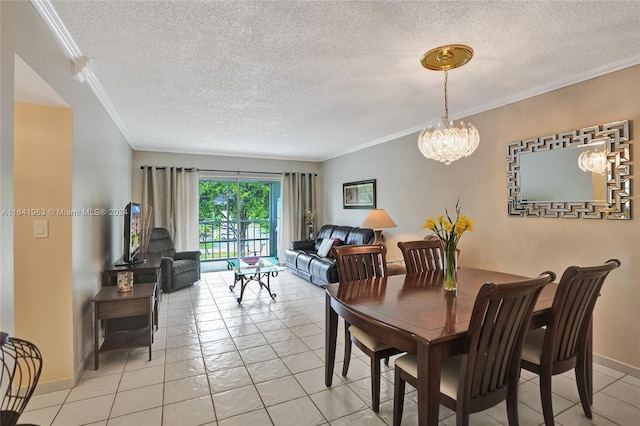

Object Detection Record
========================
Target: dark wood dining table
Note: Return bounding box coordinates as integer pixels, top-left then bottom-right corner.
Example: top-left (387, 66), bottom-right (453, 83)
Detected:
top-left (324, 267), bottom-right (559, 426)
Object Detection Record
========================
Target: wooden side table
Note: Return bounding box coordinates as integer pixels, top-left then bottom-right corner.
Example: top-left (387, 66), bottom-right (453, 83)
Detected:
top-left (92, 283), bottom-right (156, 369)
top-left (103, 254), bottom-right (162, 331)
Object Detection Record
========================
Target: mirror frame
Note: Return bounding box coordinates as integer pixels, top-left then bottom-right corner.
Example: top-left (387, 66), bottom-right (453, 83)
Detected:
top-left (506, 120), bottom-right (631, 219)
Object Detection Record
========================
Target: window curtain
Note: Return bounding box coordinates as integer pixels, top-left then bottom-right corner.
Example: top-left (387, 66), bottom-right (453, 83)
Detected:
top-left (141, 166), bottom-right (199, 251)
top-left (279, 172), bottom-right (317, 264)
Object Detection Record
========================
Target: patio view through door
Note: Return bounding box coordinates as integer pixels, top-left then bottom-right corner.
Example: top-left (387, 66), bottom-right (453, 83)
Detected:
top-left (199, 175), bottom-right (281, 271)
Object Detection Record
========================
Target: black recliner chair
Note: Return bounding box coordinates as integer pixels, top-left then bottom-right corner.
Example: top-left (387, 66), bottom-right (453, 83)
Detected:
top-left (147, 227), bottom-right (201, 293)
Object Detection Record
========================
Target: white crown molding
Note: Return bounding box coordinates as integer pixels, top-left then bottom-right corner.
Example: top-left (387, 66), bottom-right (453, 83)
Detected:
top-left (450, 55), bottom-right (640, 125)
top-left (30, 0), bottom-right (133, 145)
top-left (322, 56), bottom-right (640, 162)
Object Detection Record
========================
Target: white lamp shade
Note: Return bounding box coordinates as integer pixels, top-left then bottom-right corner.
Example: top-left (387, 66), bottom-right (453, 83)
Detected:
top-left (361, 209), bottom-right (397, 229)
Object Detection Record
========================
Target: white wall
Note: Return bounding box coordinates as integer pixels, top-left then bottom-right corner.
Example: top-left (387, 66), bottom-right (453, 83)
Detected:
top-left (322, 66), bottom-right (640, 371)
top-left (1, 1), bottom-right (132, 390)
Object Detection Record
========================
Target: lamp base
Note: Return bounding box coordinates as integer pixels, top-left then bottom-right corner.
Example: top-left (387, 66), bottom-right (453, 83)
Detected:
top-left (372, 229), bottom-right (384, 246)
top-left (372, 229), bottom-right (387, 255)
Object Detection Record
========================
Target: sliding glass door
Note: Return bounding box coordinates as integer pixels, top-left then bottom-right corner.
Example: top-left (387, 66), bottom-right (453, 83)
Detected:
top-left (199, 175), bottom-right (280, 264)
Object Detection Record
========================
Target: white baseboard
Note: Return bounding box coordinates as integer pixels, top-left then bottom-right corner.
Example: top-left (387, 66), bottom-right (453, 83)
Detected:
top-left (594, 353), bottom-right (640, 378)
top-left (33, 376), bottom-right (75, 395)
top-left (33, 349), bottom-right (91, 395)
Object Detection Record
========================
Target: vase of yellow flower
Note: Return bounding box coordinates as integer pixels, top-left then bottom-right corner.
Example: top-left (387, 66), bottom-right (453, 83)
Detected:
top-left (423, 201), bottom-right (474, 292)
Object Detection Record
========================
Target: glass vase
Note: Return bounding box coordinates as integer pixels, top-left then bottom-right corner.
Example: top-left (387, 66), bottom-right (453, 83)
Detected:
top-left (116, 271), bottom-right (133, 293)
top-left (443, 290), bottom-right (457, 333)
top-left (443, 244), bottom-right (458, 292)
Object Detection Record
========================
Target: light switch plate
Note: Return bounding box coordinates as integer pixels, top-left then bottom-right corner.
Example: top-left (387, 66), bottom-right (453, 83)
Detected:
top-left (34, 220), bottom-right (49, 238)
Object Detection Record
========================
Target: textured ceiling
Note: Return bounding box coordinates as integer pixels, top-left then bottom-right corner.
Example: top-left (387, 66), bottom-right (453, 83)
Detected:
top-left (47, 1), bottom-right (640, 161)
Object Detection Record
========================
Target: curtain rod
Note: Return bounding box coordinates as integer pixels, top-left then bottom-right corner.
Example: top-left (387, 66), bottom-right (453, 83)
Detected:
top-left (139, 166), bottom-right (316, 176)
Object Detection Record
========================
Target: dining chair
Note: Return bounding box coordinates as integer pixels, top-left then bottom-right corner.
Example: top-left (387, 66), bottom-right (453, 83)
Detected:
top-left (520, 259), bottom-right (621, 426)
top-left (332, 244), bottom-right (403, 412)
top-left (397, 239), bottom-right (445, 273)
top-left (393, 271), bottom-right (556, 426)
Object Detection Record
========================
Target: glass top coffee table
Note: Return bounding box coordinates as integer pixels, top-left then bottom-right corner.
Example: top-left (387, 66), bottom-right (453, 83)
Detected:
top-left (227, 257), bottom-right (284, 303)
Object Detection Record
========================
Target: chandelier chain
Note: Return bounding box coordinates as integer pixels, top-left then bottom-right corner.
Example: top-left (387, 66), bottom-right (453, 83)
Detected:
top-left (443, 70), bottom-right (449, 122)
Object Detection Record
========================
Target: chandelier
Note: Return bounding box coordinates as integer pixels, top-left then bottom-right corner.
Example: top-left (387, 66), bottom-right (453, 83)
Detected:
top-left (418, 45), bottom-right (479, 165)
top-left (578, 149), bottom-right (607, 175)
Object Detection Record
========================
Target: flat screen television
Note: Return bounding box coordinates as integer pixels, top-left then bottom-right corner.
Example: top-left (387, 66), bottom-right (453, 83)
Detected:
top-left (123, 202), bottom-right (142, 264)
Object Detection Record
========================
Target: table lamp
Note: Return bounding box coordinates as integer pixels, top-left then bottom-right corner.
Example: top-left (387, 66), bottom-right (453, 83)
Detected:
top-left (361, 209), bottom-right (397, 249)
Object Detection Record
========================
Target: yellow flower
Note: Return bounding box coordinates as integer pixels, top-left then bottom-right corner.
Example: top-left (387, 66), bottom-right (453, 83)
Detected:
top-left (423, 218), bottom-right (436, 230)
top-left (424, 201), bottom-right (474, 244)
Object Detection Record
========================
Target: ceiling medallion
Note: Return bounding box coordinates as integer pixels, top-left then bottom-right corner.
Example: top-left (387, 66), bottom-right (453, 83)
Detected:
top-left (418, 44), bottom-right (479, 165)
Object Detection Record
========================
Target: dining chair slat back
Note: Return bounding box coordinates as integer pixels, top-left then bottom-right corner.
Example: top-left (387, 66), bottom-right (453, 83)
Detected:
top-left (333, 244), bottom-right (387, 281)
top-left (521, 259), bottom-right (621, 425)
top-left (332, 244), bottom-right (401, 412)
top-left (393, 271), bottom-right (556, 426)
top-left (398, 239), bottom-right (444, 274)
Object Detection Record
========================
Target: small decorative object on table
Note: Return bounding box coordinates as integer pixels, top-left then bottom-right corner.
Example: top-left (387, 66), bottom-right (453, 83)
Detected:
top-left (304, 210), bottom-right (317, 240)
top-left (423, 200), bottom-right (474, 292)
top-left (116, 271), bottom-right (133, 293)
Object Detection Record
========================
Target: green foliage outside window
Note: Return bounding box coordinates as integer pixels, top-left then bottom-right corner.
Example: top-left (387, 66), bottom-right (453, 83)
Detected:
top-left (199, 180), bottom-right (271, 239)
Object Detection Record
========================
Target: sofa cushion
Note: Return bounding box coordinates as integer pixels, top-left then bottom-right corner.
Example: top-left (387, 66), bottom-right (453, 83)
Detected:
top-left (314, 225), bottom-right (338, 250)
top-left (309, 256), bottom-right (337, 283)
top-left (295, 252), bottom-right (317, 274)
top-left (284, 249), bottom-right (301, 269)
top-left (345, 228), bottom-right (375, 245)
top-left (330, 226), bottom-right (354, 242)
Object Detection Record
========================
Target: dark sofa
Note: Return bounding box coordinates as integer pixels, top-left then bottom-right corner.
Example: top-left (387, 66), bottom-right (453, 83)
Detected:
top-left (285, 224), bottom-right (374, 286)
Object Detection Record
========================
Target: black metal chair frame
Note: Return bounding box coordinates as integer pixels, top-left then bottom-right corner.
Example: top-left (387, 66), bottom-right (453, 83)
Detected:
top-left (1, 332), bottom-right (43, 426)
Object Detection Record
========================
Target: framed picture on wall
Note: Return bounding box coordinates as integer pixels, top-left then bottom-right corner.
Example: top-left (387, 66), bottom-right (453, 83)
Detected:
top-left (343, 179), bottom-right (376, 209)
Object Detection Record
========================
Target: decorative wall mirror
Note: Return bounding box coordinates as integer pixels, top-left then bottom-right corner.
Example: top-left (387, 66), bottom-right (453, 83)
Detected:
top-left (506, 120), bottom-right (631, 219)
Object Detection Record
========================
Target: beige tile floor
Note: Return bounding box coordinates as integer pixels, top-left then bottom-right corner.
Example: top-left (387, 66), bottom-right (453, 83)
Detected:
top-left (20, 270), bottom-right (640, 425)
